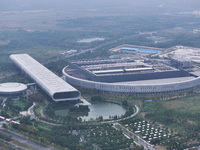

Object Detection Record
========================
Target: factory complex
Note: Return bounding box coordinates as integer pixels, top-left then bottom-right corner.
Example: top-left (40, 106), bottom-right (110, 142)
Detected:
top-left (63, 53), bottom-right (200, 93)
top-left (7, 45), bottom-right (200, 101)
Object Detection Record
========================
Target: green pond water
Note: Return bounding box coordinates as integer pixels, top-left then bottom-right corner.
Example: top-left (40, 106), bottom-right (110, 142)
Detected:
top-left (54, 101), bottom-right (126, 121)
top-left (80, 101), bottom-right (126, 121)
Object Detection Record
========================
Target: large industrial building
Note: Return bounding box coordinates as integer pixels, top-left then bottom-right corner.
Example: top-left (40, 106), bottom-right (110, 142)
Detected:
top-left (10, 54), bottom-right (81, 102)
top-left (63, 58), bottom-right (200, 93)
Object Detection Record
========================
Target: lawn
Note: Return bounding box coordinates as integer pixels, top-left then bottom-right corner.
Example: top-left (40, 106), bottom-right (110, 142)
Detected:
top-left (143, 94), bottom-right (200, 135)
top-left (35, 105), bottom-right (43, 117)
top-left (54, 109), bottom-right (69, 117)
top-left (164, 95), bottom-right (200, 113)
top-left (36, 122), bottom-right (52, 131)
top-left (12, 100), bottom-right (26, 110)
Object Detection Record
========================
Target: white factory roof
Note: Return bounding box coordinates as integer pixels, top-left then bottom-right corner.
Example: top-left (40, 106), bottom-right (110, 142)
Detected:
top-left (92, 67), bottom-right (153, 74)
top-left (0, 82), bottom-right (27, 94)
top-left (92, 69), bottom-right (123, 74)
top-left (10, 54), bottom-right (80, 101)
top-left (125, 67), bottom-right (153, 71)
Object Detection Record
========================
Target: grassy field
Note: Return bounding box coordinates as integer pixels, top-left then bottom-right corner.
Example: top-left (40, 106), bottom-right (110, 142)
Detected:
top-left (36, 122), bottom-right (52, 131)
top-left (12, 100), bottom-right (26, 110)
top-left (164, 95), bottom-right (200, 113)
top-left (54, 109), bottom-right (69, 117)
top-left (143, 93), bottom-right (200, 134)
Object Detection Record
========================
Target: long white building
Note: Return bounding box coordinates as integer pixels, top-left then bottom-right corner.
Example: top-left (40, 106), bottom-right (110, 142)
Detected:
top-left (10, 54), bottom-right (81, 102)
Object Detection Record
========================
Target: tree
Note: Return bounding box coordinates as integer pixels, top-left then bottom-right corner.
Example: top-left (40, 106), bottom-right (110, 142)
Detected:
top-left (122, 100), bottom-right (128, 107)
top-left (91, 96), bottom-right (105, 102)
top-left (20, 116), bottom-right (32, 125)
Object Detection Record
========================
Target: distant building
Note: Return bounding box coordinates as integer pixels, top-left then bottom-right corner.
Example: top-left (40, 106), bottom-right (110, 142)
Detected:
top-left (171, 57), bottom-right (193, 69)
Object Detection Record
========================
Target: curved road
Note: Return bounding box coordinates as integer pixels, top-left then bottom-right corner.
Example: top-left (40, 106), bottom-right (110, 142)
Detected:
top-left (28, 102), bottom-right (36, 119)
top-left (40, 101), bottom-right (49, 118)
top-left (101, 104), bottom-right (140, 124)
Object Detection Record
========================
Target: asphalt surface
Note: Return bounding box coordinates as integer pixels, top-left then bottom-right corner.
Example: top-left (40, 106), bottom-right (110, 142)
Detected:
top-left (28, 102), bottom-right (36, 119)
top-left (0, 128), bottom-right (49, 150)
top-left (1, 97), bottom-right (7, 107)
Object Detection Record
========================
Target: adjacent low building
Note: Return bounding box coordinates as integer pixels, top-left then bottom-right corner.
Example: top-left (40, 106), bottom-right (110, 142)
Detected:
top-left (0, 82), bottom-right (27, 95)
top-left (10, 54), bottom-right (81, 102)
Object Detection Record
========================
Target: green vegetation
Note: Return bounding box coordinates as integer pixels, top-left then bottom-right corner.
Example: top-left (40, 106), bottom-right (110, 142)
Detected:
top-left (0, 110), bottom-right (11, 118)
top-left (1, 7), bottom-right (200, 149)
top-left (142, 94), bottom-right (200, 149)
top-left (0, 132), bottom-right (12, 141)
top-left (0, 99), bottom-right (3, 105)
top-left (5, 98), bottom-right (33, 113)
top-left (69, 105), bottom-right (89, 113)
top-left (0, 72), bottom-right (31, 84)
top-left (1, 12), bottom-right (200, 74)
top-left (36, 122), bottom-right (52, 131)
top-left (0, 140), bottom-right (16, 150)
top-left (90, 95), bottom-right (105, 102)
top-left (12, 140), bottom-right (36, 150)
top-left (81, 124), bottom-right (133, 150)
top-left (20, 116), bottom-right (32, 125)
top-left (12, 100), bottom-right (26, 110)
top-left (10, 119), bottom-right (145, 150)
top-left (44, 100), bottom-right (81, 123)
top-left (2, 73), bottom-right (200, 149)
top-left (122, 100), bottom-right (128, 107)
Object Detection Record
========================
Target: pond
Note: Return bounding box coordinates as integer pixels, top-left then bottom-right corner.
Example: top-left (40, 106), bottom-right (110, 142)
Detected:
top-left (79, 101), bottom-right (126, 121)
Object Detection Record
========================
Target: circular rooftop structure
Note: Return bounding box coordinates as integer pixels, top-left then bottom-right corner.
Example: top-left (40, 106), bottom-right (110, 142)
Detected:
top-left (62, 58), bottom-right (200, 93)
top-left (0, 82), bottom-right (27, 95)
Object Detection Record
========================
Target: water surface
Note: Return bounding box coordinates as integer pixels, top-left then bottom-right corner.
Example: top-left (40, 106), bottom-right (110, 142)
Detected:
top-left (80, 101), bottom-right (126, 121)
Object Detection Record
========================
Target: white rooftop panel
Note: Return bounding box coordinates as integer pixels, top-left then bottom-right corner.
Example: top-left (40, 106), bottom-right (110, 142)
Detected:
top-left (10, 54), bottom-right (80, 101)
top-left (93, 69), bottom-right (124, 74)
top-left (0, 82), bottom-right (27, 94)
top-left (125, 67), bottom-right (153, 71)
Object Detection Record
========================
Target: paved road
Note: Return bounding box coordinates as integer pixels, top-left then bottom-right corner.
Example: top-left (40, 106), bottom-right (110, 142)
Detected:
top-left (0, 138), bottom-right (27, 150)
top-left (79, 97), bottom-right (91, 106)
top-left (0, 128), bottom-right (49, 150)
top-left (40, 101), bottom-right (48, 118)
top-left (28, 102), bottom-right (36, 119)
top-left (1, 97), bottom-right (7, 107)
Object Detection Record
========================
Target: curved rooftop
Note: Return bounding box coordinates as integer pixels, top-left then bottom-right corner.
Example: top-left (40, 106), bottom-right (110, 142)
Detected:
top-left (63, 66), bottom-right (200, 93)
top-left (0, 82), bottom-right (27, 95)
top-left (10, 54), bottom-right (81, 101)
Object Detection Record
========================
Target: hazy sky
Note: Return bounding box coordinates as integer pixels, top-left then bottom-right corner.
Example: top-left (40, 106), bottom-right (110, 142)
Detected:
top-left (1, 0), bottom-right (200, 12)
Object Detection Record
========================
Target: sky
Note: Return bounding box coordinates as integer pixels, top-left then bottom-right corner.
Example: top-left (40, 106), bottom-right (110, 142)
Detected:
top-left (1, 0), bottom-right (200, 12)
